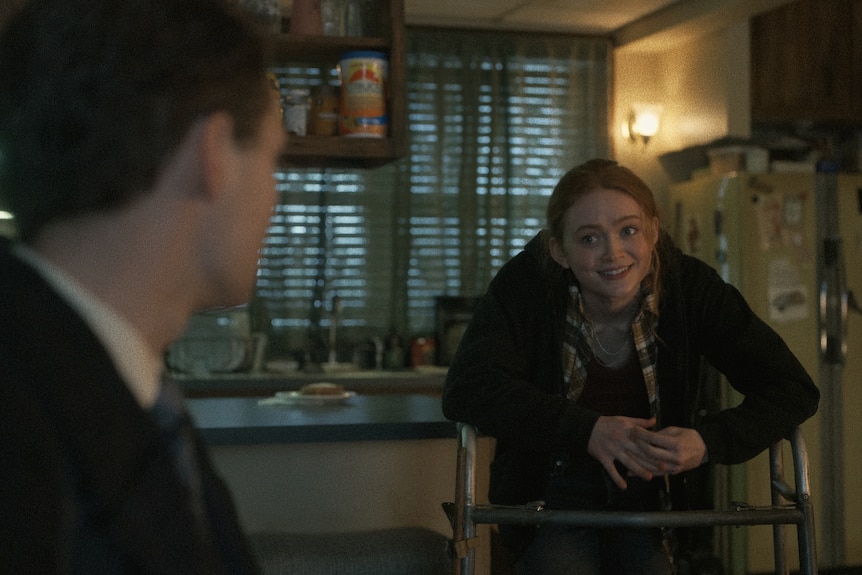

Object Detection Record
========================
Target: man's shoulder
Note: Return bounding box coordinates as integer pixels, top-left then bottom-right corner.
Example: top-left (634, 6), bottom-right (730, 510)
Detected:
top-left (0, 240), bottom-right (51, 318)
top-left (0, 236), bottom-right (15, 268)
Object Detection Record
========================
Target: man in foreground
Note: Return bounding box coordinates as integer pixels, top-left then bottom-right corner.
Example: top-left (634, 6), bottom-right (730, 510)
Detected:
top-left (0, 0), bottom-right (285, 572)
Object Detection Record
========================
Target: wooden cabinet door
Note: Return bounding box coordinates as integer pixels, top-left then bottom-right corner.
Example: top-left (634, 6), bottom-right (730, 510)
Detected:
top-left (751, 0), bottom-right (862, 123)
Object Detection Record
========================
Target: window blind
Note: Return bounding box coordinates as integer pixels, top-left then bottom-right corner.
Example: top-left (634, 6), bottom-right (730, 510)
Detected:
top-left (255, 29), bottom-right (611, 362)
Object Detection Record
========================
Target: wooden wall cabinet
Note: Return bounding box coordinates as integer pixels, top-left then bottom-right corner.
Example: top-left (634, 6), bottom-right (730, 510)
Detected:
top-left (273, 0), bottom-right (406, 168)
top-left (750, 0), bottom-right (862, 123)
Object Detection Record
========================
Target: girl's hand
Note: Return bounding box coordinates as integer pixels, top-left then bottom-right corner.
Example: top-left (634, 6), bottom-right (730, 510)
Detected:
top-left (587, 416), bottom-right (662, 490)
top-left (629, 425), bottom-right (708, 476)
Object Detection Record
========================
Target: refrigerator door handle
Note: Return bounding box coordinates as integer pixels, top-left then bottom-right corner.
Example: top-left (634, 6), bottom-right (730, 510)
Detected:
top-left (818, 237), bottom-right (848, 365)
top-left (848, 289), bottom-right (862, 316)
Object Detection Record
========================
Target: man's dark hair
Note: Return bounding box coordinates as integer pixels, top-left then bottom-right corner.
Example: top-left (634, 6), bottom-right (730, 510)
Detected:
top-left (0, 0), bottom-right (272, 240)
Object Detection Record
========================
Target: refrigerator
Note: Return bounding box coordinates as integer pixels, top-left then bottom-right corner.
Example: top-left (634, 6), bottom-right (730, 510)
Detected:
top-left (669, 171), bottom-right (862, 574)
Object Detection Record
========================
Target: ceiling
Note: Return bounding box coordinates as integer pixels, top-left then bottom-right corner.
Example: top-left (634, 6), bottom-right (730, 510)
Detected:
top-left (277, 0), bottom-right (797, 51)
top-left (405, 0), bottom-right (799, 49)
top-left (403, 0), bottom-right (679, 36)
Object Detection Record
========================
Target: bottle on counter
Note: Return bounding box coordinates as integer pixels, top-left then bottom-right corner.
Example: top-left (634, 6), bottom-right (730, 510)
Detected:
top-left (383, 333), bottom-right (405, 370)
top-left (409, 337), bottom-right (436, 368)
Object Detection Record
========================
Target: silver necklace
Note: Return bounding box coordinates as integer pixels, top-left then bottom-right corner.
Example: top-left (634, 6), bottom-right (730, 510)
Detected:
top-left (590, 323), bottom-right (630, 357)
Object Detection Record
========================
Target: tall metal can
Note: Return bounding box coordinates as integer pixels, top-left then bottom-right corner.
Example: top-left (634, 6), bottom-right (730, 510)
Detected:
top-left (338, 50), bottom-right (388, 138)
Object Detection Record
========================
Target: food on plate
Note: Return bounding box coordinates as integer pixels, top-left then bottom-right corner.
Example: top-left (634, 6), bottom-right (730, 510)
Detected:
top-left (299, 382), bottom-right (345, 396)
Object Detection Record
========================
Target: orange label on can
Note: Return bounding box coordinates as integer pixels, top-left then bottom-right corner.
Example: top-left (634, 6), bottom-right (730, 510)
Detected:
top-left (339, 53), bottom-right (388, 137)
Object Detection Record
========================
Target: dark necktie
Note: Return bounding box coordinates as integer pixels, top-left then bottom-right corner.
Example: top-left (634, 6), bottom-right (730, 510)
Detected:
top-left (150, 377), bottom-right (209, 534)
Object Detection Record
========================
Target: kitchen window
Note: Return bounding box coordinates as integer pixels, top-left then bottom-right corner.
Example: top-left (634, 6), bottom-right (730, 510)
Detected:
top-left (255, 28), bottom-right (611, 362)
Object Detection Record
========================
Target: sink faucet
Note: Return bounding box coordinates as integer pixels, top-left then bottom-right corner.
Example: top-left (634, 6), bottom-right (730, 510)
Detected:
top-left (328, 294), bottom-right (342, 365)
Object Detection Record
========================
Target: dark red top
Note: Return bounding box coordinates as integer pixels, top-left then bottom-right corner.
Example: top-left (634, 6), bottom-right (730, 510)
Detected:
top-left (578, 352), bottom-right (650, 418)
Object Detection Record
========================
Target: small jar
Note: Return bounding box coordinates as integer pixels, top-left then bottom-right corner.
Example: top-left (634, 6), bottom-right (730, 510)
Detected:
top-left (320, 0), bottom-right (343, 36)
top-left (289, 0), bottom-right (322, 35)
top-left (239, 0), bottom-right (282, 32)
top-left (283, 89), bottom-right (309, 136)
top-left (309, 84), bottom-right (339, 136)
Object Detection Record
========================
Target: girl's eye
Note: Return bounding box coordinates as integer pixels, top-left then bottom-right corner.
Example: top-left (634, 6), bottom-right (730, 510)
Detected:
top-left (579, 234), bottom-right (597, 245)
top-left (623, 226), bottom-right (638, 236)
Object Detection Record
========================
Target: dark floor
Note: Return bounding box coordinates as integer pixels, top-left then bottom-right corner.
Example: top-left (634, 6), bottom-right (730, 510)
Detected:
top-left (789, 569), bottom-right (862, 575)
top-left (490, 530), bottom-right (861, 575)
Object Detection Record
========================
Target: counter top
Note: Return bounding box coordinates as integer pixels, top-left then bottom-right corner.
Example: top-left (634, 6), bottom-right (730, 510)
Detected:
top-left (179, 369), bottom-right (447, 397)
top-left (188, 393), bottom-right (457, 445)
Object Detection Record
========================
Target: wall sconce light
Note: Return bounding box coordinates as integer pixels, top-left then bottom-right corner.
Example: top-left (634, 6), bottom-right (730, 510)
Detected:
top-left (623, 103), bottom-right (662, 145)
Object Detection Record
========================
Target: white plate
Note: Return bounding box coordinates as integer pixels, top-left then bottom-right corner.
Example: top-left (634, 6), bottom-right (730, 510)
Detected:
top-left (273, 390), bottom-right (356, 406)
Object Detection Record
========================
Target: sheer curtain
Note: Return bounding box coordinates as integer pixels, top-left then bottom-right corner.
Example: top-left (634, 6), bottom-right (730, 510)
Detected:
top-left (255, 28), bottom-right (611, 361)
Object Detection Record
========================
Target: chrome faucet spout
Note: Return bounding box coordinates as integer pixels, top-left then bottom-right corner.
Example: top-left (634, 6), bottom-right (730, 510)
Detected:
top-left (328, 294), bottom-right (342, 364)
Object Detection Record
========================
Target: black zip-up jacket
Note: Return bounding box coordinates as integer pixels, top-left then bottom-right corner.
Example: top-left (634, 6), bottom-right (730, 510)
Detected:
top-left (442, 231), bottom-right (819, 550)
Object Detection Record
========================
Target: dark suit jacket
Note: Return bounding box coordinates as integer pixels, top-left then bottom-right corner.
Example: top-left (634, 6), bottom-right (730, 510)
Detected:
top-left (0, 238), bottom-right (261, 575)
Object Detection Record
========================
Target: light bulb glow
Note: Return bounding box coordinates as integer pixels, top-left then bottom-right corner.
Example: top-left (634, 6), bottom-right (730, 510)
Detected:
top-left (626, 103), bottom-right (663, 144)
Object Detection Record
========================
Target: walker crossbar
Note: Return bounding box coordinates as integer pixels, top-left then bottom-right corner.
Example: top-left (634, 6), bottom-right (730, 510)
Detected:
top-left (449, 423), bottom-right (817, 575)
top-left (469, 505), bottom-right (805, 528)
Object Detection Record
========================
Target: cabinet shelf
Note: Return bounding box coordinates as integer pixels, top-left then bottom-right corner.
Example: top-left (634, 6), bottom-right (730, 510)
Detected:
top-left (282, 134), bottom-right (402, 169)
top-left (270, 34), bottom-right (391, 64)
top-left (270, 0), bottom-right (405, 168)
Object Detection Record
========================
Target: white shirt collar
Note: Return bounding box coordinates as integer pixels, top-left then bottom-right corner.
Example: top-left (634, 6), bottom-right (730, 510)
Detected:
top-left (12, 244), bottom-right (162, 408)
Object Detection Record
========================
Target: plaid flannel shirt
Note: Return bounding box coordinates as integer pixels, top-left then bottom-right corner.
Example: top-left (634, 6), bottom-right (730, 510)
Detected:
top-left (562, 280), bottom-right (661, 424)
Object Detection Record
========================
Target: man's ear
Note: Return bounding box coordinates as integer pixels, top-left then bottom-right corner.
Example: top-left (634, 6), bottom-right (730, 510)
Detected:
top-left (198, 112), bottom-right (238, 201)
top-left (548, 235), bottom-right (570, 269)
